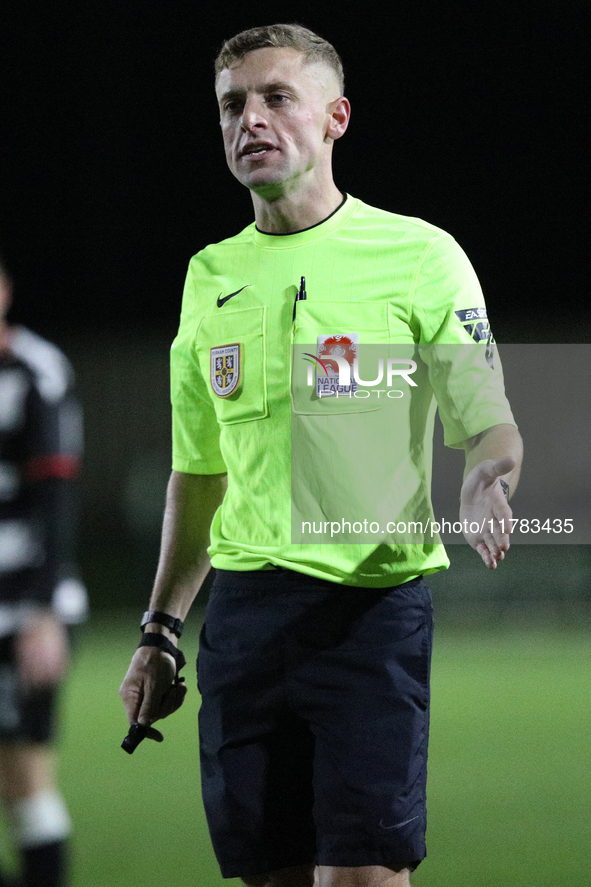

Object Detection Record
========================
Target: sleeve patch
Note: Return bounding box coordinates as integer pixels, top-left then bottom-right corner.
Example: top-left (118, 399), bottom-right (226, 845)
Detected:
top-left (455, 308), bottom-right (495, 367)
top-left (455, 307), bottom-right (488, 323)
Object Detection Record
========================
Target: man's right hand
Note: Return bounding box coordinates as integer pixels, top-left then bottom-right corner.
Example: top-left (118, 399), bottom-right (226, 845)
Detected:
top-left (119, 646), bottom-right (187, 742)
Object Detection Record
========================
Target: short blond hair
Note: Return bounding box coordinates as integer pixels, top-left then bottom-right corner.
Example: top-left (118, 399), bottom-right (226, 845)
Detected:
top-left (215, 23), bottom-right (345, 94)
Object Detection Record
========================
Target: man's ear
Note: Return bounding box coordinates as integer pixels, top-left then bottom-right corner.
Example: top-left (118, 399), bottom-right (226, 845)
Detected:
top-left (326, 96), bottom-right (351, 141)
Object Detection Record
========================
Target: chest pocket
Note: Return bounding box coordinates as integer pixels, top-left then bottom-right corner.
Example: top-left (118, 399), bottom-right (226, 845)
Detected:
top-left (292, 300), bottom-right (393, 415)
top-left (196, 307), bottom-right (268, 424)
top-left (293, 301), bottom-right (390, 341)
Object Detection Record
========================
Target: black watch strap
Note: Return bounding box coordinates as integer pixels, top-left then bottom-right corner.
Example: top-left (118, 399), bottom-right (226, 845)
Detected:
top-left (138, 632), bottom-right (186, 674)
top-left (140, 610), bottom-right (184, 638)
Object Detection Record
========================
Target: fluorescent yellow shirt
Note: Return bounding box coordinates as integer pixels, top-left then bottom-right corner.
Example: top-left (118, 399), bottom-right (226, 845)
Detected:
top-left (171, 195), bottom-right (515, 586)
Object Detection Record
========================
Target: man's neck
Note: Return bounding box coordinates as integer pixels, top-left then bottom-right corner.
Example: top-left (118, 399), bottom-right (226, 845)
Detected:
top-left (252, 182), bottom-right (344, 234)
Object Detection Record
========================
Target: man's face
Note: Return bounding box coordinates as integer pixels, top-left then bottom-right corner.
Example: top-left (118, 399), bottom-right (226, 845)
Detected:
top-left (216, 47), bottom-right (342, 197)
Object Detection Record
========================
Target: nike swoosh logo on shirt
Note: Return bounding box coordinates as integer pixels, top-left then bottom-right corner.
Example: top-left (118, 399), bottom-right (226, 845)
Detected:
top-left (217, 285), bottom-right (250, 307)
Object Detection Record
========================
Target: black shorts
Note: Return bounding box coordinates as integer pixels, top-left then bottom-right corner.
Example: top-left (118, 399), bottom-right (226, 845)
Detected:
top-left (197, 569), bottom-right (433, 879)
top-left (0, 634), bottom-right (60, 744)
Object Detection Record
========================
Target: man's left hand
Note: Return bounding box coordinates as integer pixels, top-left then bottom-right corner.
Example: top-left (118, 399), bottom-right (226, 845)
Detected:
top-left (460, 456), bottom-right (515, 569)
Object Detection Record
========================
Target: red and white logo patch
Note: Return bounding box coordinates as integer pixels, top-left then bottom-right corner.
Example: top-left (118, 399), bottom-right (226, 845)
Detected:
top-left (316, 334), bottom-right (359, 396)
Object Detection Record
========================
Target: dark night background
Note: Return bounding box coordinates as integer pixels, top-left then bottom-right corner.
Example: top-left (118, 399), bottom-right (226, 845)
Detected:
top-left (1, 1), bottom-right (589, 607)
top-left (2, 0), bottom-right (588, 340)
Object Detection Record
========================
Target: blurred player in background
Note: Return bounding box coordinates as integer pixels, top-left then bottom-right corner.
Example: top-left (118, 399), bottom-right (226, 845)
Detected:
top-left (0, 257), bottom-right (87, 887)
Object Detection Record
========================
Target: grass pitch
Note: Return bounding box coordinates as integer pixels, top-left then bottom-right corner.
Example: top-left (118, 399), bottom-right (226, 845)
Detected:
top-left (2, 614), bottom-right (587, 887)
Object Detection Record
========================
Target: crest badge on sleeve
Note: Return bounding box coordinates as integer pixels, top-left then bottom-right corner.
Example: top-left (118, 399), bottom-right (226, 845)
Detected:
top-left (210, 343), bottom-right (241, 397)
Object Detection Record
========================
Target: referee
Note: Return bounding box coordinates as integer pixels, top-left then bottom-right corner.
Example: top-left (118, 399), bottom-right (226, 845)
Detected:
top-left (120, 24), bottom-right (523, 887)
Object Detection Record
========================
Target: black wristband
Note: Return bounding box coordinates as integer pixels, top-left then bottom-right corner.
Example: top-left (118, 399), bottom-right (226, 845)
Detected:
top-left (499, 479), bottom-right (510, 500)
top-left (138, 632), bottom-right (186, 675)
top-left (140, 610), bottom-right (184, 638)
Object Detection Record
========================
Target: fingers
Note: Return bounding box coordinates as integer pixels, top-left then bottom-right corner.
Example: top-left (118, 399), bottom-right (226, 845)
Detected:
top-left (157, 680), bottom-right (188, 720)
top-left (466, 457), bottom-right (514, 489)
top-left (136, 654), bottom-right (177, 726)
top-left (490, 456), bottom-right (516, 478)
top-left (485, 524), bottom-right (510, 560)
top-left (476, 515), bottom-right (510, 569)
top-left (468, 500), bottom-right (511, 568)
top-left (120, 647), bottom-right (185, 732)
top-left (461, 458), bottom-right (514, 569)
top-left (139, 678), bottom-right (187, 725)
top-left (120, 686), bottom-right (142, 726)
top-left (145, 727), bottom-right (164, 742)
top-left (137, 688), bottom-right (156, 728)
top-left (461, 459), bottom-right (514, 509)
top-left (121, 721), bottom-right (164, 753)
top-left (476, 541), bottom-right (506, 569)
top-left (126, 684), bottom-right (185, 747)
top-left (119, 650), bottom-right (149, 724)
top-left (491, 499), bottom-right (512, 551)
top-left (476, 542), bottom-right (495, 569)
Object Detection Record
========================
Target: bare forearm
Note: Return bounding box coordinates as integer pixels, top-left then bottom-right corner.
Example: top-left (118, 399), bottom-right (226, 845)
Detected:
top-left (120, 469), bottom-right (226, 731)
top-left (148, 470), bottom-right (227, 621)
top-left (463, 423), bottom-right (523, 496)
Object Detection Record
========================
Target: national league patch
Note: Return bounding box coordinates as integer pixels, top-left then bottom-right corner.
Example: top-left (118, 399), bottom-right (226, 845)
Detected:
top-left (316, 333), bottom-right (359, 397)
top-left (210, 343), bottom-right (241, 397)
